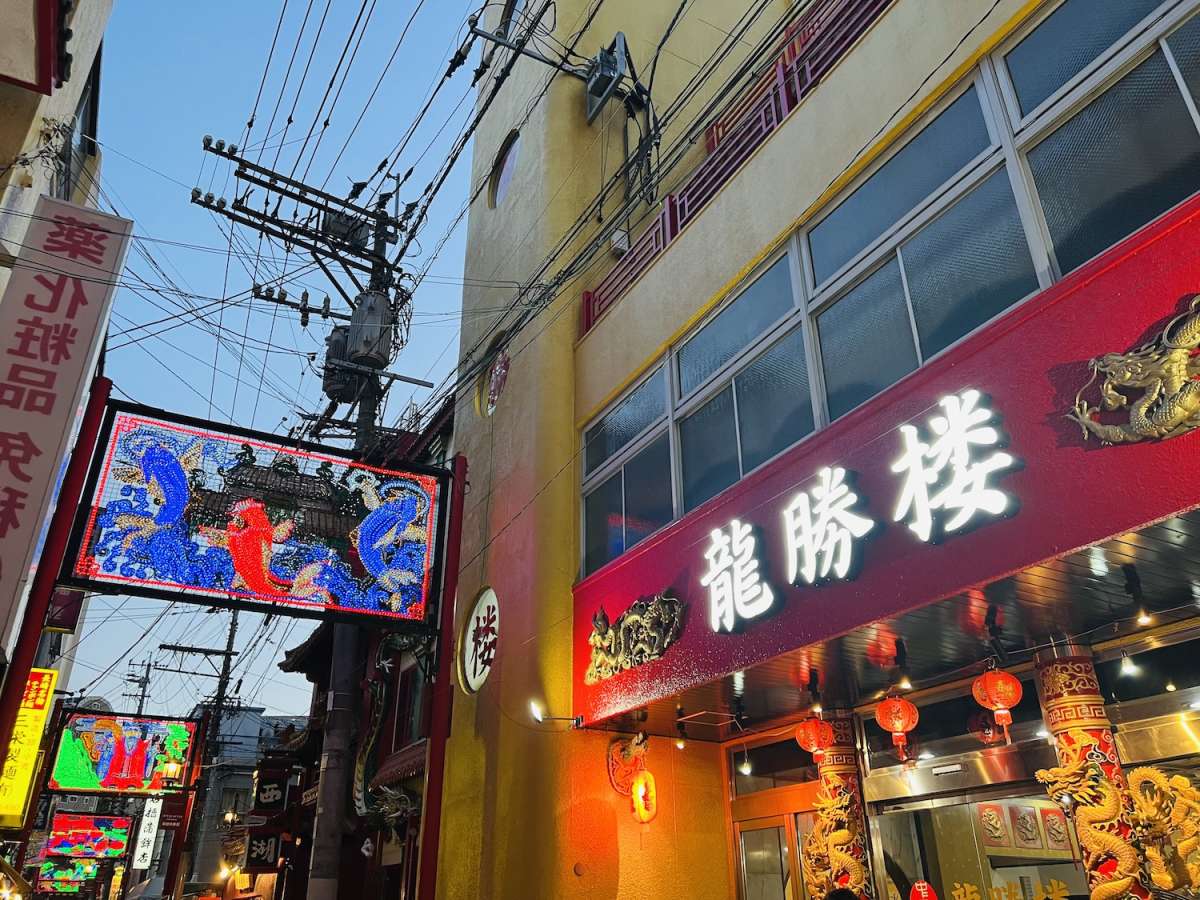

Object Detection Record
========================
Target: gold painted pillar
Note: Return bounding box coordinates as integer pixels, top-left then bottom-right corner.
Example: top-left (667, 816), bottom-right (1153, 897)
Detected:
top-left (1033, 646), bottom-right (1149, 899)
top-left (804, 712), bottom-right (873, 899)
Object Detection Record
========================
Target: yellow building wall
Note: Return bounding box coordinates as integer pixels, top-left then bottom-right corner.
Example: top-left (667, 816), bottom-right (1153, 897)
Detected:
top-left (440, 1), bottom-right (1049, 899)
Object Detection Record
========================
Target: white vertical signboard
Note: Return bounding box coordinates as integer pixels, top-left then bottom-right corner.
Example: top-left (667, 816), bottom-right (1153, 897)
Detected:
top-left (0, 196), bottom-right (132, 651)
top-left (132, 797), bottom-right (163, 871)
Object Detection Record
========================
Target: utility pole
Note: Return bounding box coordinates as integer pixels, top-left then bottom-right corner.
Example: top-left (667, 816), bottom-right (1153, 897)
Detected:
top-left (122, 660), bottom-right (151, 715)
top-left (158, 610), bottom-right (239, 883)
top-left (191, 141), bottom-right (411, 900)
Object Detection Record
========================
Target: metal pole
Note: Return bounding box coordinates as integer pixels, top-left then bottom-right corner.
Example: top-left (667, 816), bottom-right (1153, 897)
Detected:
top-left (0, 375), bottom-right (111, 762)
top-left (416, 453), bottom-right (468, 900)
top-left (186, 608), bottom-right (238, 882)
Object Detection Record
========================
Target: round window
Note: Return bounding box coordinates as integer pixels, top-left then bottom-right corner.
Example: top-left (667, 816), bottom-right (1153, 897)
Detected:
top-left (488, 131), bottom-right (520, 209)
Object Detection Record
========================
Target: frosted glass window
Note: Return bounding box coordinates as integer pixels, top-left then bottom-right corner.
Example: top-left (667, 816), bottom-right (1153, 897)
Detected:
top-left (903, 168), bottom-right (1039, 358)
top-left (680, 386), bottom-right (740, 512)
top-left (818, 259), bottom-right (918, 421)
top-left (622, 435), bottom-right (672, 551)
top-left (1004, 0), bottom-right (1163, 114)
top-left (583, 473), bottom-right (622, 575)
top-left (677, 257), bottom-right (794, 396)
top-left (584, 368), bottom-right (665, 475)
top-left (735, 326), bottom-right (814, 472)
top-left (1027, 51), bottom-right (1200, 274)
top-left (808, 87), bottom-right (990, 284)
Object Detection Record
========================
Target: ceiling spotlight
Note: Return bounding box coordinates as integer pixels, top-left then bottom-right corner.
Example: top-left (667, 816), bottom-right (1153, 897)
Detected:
top-left (1189, 700), bottom-right (1200, 711)
top-left (675, 718), bottom-right (687, 751)
top-left (1036, 727), bottom-right (1050, 739)
top-left (1137, 608), bottom-right (1153, 627)
top-left (675, 737), bottom-right (686, 750)
top-left (1166, 681), bottom-right (1177, 693)
top-left (1119, 651), bottom-right (1139, 677)
top-left (811, 702), bottom-right (823, 715)
top-left (738, 752), bottom-right (753, 776)
top-left (897, 674), bottom-right (913, 691)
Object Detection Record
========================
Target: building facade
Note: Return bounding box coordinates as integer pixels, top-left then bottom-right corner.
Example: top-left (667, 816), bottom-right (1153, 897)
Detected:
top-left (441, 0), bottom-right (1200, 899)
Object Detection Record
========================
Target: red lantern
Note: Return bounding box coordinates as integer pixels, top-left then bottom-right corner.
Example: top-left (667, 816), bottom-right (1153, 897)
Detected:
top-left (794, 717), bottom-right (835, 763)
top-left (972, 668), bottom-right (1023, 743)
top-left (630, 769), bottom-right (657, 824)
top-left (875, 695), bottom-right (919, 760)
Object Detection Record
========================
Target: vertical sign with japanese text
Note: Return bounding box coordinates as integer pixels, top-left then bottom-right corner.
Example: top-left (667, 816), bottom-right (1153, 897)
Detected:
top-left (131, 797), bottom-right (162, 871)
top-left (0, 196), bottom-right (132, 650)
top-left (0, 667), bottom-right (57, 827)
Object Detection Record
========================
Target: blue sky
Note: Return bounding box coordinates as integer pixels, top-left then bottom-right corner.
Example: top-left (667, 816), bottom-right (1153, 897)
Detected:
top-left (65, 0), bottom-right (478, 715)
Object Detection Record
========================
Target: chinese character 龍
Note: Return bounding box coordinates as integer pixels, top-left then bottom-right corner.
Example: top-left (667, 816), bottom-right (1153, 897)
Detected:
top-left (781, 466), bottom-right (875, 585)
top-left (701, 519), bottom-right (774, 633)
top-left (892, 389), bottom-right (1015, 542)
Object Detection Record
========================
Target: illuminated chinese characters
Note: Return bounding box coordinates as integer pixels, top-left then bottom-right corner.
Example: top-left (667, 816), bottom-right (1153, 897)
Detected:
top-left (0, 668), bottom-right (58, 827)
top-left (892, 389), bottom-right (1015, 542)
top-left (701, 519), bottom-right (775, 632)
top-left (700, 390), bottom-right (1017, 633)
top-left (782, 466), bottom-right (875, 585)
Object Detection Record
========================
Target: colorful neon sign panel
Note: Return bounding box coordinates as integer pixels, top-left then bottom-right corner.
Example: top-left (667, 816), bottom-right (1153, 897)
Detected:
top-left (46, 812), bottom-right (132, 857)
top-left (48, 714), bottom-right (195, 796)
top-left (37, 881), bottom-right (84, 894)
top-left (39, 860), bottom-right (99, 883)
top-left (66, 404), bottom-right (447, 623)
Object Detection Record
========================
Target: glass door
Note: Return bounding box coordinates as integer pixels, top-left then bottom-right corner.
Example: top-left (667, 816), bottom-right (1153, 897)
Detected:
top-left (737, 817), bottom-right (799, 900)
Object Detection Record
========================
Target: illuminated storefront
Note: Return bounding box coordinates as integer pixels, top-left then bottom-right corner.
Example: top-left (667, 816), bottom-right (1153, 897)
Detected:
top-left (442, 1), bottom-right (1200, 898)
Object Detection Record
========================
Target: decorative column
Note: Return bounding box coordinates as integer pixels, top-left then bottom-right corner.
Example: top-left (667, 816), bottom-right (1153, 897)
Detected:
top-left (1033, 646), bottom-right (1149, 899)
top-left (803, 712), bottom-right (873, 899)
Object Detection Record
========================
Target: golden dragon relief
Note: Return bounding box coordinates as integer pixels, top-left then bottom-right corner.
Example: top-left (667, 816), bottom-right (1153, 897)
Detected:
top-left (1036, 733), bottom-right (1142, 900)
top-left (584, 592), bottom-right (685, 685)
top-left (1069, 295), bottom-right (1200, 444)
top-left (803, 780), bottom-right (867, 898)
top-left (1128, 766), bottom-right (1200, 893)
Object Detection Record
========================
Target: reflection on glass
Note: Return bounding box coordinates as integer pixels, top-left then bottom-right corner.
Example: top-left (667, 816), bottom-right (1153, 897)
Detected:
top-left (622, 435), bottom-right (673, 550)
top-left (741, 826), bottom-right (795, 900)
top-left (736, 327), bottom-right (815, 473)
top-left (875, 794), bottom-right (1087, 900)
top-left (583, 472), bottom-right (622, 575)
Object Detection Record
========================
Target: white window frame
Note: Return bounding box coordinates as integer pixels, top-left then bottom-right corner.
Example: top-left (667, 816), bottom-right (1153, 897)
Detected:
top-left (579, 0), bottom-right (1200, 579)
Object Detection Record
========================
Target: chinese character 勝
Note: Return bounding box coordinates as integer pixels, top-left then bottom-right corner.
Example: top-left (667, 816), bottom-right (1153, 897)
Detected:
top-left (781, 466), bottom-right (875, 585)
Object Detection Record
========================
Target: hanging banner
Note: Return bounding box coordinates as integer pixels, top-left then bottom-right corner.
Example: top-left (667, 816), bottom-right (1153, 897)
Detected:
top-left (242, 826), bottom-right (282, 873)
top-left (47, 712), bottom-right (196, 796)
top-left (0, 196), bottom-right (132, 652)
top-left (46, 812), bottom-right (132, 858)
top-left (62, 402), bottom-right (449, 625)
top-left (130, 797), bottom-right (162, 871)
top-left (250, 765), bottom-right (290, 815)
top-left (0, 667), bottom-right (57, 827)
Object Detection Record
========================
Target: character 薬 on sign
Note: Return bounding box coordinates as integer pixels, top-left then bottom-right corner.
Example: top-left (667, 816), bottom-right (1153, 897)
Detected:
top-left (781, 466), bottom-right (875, 585)
top-left (701, 519), bottom-right (774, 632)
top-left (892, 389), bottom-right (1017, 543)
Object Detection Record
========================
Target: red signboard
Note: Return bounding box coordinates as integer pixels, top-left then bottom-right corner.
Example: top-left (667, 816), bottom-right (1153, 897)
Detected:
top-left (573, 191), bottom-right (1200, 724)
top-left (910, 881), bottom-right (938, 900)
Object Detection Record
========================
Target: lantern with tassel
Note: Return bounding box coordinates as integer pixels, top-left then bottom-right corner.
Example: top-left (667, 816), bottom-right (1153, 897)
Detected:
top-left (875, 695), bottom-right (919, 761)
top-left (972, 667), bottom-right (1023, 744)
top-left (794, 717), bottom-right (835, 763)
top-left (630, 769), bottom-right (658, 823)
